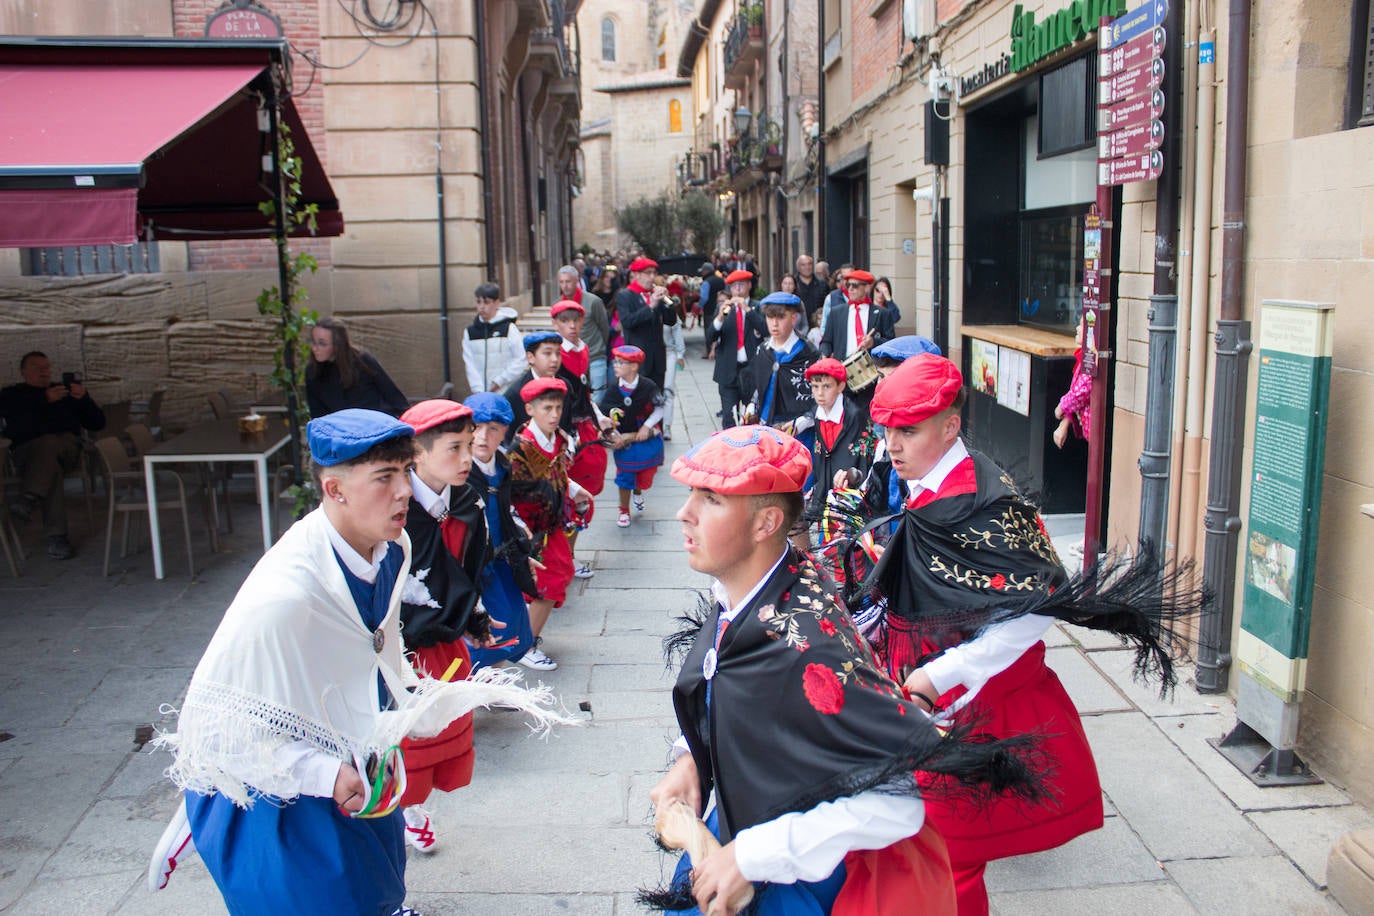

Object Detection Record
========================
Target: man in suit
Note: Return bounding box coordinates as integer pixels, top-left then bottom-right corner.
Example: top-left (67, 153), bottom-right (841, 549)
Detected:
top-left (819, 268), bottom-right (895, 360)
top-left (711, 269), bottom-right (767, 427)
top-left (612, 257), bottom-right (678, 389)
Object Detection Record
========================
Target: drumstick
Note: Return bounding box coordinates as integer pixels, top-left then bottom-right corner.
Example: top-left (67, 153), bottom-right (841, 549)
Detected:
top-left (655, 800), bottom-right (755, 916)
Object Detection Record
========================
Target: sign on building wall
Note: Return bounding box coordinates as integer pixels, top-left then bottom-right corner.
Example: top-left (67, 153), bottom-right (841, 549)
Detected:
top-left (1097, 0), bottom-right (1166, 185)
top-left (205, 0), bottom-right (283, 39)
top-left (1237, 300), bottom-right (1335, 704)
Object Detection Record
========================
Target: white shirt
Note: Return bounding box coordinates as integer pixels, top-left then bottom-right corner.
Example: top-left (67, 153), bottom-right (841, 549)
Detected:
top-left (409, 470), bottom-right (449, 520)
top-left (673, 549), bottom-right (926, 885)
top-left (322, 509), bottom-right (389, 583)
top-left (814, 399), bottom-right (844, 425)
top-left (844, 302), bottom-right (871, 358)
top-left (902, 440), bottom-right (1053, 700)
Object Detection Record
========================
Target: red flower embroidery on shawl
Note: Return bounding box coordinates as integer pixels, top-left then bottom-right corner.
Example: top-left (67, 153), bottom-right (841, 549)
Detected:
top-left (988, 573), bottom-right (1007, 590)
top-left (819, 618), bottom-right (838, 637)
top-left (803, 664), bottom-right (845, 715)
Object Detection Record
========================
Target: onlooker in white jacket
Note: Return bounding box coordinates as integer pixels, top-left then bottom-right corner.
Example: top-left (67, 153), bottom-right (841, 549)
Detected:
top-left (461, 283), bottom-right (527, 395)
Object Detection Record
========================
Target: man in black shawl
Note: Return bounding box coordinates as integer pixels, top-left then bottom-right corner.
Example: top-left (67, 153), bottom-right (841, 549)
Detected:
top-left (646, 426), bottom-right (1045, 916)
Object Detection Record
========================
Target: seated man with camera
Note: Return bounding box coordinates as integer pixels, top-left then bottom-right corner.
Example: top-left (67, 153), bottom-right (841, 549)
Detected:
top-left (0, 351), bottom-right (105, 559)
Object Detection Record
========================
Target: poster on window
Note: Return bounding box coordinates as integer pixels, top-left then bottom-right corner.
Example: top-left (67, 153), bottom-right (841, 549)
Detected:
top-left (970, 340), bottom-right (999, 397)
top-left (996, 347), bottom-right (1031, 416)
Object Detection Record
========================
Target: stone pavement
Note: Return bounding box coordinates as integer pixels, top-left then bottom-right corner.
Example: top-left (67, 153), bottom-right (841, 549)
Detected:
top-left (1, 338), bottom-right (1370, 914)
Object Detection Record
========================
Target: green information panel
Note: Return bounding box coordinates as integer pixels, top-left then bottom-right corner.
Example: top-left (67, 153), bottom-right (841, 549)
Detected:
top-left (1238, 301), bottom-right (1334, 702)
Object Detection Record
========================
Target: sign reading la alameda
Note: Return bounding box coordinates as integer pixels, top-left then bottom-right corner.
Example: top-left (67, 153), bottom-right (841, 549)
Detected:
top-left (1010, 0), bottom-right (1129, 72)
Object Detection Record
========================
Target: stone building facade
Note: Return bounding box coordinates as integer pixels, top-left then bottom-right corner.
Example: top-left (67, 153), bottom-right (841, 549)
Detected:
top-left (0, 0), bottom-right (582, 428)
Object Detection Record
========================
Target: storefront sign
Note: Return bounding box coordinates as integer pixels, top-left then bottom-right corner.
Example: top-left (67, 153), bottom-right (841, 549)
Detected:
top-left (1099, 56), bottom-right (1165, 105)
top-left (1009, 0), bottom-right (1128, 73)
top-left (960, 53), bottom-right (1012, 97)
top-left (1099, 88), bottom-right (1165, 132)
top-left (1099, 149), bottom-right (1164, 184)
top-left (1101, 24), bottom-right (1164, 76)
top-left (1237, 300), bottom-right (1335, 702)
top-left (1099, 117), bottom-right (1164, 158)
top-left (205, 0), bottom-right (283, 38)
top-left (1100, 0), bottom-right (1167, 50)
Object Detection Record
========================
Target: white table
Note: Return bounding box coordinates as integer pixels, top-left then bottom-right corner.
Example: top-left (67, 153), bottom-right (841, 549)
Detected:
top-left (144, 417), bottom-right (291, 579)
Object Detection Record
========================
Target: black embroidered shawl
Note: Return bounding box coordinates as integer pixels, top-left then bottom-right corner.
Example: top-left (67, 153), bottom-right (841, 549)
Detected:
top-left (670, 546), bottom-right (1045, 845)
top-left (400, 482), bottom-right (492, 649)
top-left (741, 339), bottom-right (819, 425)
top-left (599, 377), bottom-right (664, 434)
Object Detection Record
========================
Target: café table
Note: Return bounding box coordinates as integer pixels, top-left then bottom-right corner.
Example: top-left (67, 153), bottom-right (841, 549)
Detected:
top-left (144, 417), bottom-right (291, 579)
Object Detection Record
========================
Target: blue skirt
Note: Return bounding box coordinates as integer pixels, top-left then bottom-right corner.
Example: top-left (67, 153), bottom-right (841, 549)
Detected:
top-left (184, 790), bottom-right (405, 916)
top-left (668, 808), bottom-right (847, 915)
top-left (468, 559), bottom-right (535, 669)
top-left (614, 434), bottom-right (665, 473)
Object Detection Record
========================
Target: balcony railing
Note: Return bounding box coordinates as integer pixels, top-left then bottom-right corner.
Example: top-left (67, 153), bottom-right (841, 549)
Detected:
top-left (722, 2), bottom-right (765, 89)
top-left (726, 112), bottom-right (784, 180)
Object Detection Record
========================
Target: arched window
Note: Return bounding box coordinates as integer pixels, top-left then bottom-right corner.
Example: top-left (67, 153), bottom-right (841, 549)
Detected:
top-left (601, 17), bottom-right (617, 62)
top-left (668, 99), bottom-right (683, 133)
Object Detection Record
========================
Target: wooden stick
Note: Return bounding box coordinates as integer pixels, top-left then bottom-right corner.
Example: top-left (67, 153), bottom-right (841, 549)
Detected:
top-left (654, 800), bottom-right (755, 916)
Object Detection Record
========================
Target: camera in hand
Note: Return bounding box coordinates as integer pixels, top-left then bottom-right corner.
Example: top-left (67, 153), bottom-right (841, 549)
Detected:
top-left (61, 372), bottom-right (78, 388)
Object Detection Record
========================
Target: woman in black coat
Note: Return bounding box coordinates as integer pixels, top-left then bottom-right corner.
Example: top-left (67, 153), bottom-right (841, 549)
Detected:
top-left (305, 317), bottom-right (410, 417)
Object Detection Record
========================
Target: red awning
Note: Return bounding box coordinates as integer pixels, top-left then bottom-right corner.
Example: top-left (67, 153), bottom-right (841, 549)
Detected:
top-left (0, 39), bottom-right (341, 248)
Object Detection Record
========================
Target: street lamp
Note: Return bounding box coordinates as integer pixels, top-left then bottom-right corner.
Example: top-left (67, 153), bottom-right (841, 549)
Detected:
top-left (733, 105), bottom-right (752, 138)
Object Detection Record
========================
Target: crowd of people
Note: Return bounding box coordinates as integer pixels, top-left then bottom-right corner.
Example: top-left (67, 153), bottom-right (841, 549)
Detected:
top-left (133, 243), bottom-right (1184, 916)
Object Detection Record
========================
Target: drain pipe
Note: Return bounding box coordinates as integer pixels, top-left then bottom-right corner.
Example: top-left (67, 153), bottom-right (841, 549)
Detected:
top-left (1197, 0), bottom-right (1254, 694)
top-left (474, 0), bottom-right (498, 283)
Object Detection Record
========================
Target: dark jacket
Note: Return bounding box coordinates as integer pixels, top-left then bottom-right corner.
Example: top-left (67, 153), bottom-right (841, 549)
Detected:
top-left (306, 352), bottom-right (409, 418)
top-left (612, 285), bottom-right (678, 389)
top-left (819, 301), bottom-right (896, 358)
top-left (808, 395), bottom-right (878, 517)
top-left (0, 383), bottom-right (105, 448)
top-left (399, 482), bottom-right (491, 649)
top-left (793, 275), bottom-right (829, 319)
top-left (711, 303), bottom-right (768, 388)
top-left (741, 338), bottom-right (819, 425)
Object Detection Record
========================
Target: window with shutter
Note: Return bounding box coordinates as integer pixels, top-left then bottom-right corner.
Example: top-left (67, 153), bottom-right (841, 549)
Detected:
top-left (21, 242), bottom-right (160, 277)
top-left (1351, 0), bottom-right (1374, 127)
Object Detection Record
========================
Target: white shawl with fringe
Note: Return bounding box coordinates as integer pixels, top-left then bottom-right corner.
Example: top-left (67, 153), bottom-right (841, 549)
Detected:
top-left (157, 507), bottom-right (571, 807)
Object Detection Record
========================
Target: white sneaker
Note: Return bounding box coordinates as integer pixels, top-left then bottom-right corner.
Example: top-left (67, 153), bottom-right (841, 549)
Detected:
top-left (518, 645), bottom-right (558, 671)
top-left (573, 560), bottom-right (594, 579)
top-left (633, 493), bottom-right (646, 512)
top-left (402, 806), bottom-right (437, 854)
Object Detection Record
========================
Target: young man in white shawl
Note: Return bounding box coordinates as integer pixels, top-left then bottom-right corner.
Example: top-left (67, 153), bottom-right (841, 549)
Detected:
top-left (148, 408), bottom-right (570, 916)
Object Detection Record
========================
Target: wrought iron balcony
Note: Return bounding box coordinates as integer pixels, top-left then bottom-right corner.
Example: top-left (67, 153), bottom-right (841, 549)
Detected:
top-left (722, 2), bottom-right (765, 90)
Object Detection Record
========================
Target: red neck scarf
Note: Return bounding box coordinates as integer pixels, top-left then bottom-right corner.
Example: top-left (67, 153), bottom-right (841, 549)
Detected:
top-left (570, 286), bottom-right (583, 305)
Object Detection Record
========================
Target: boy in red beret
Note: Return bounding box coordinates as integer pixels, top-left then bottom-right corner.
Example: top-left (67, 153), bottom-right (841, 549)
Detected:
top-left (599, 345), bottom-right (665, 527)
top-left (646, 426), bottom-right (1045, 916)
top-left (507, 377), bottom-right (588, 670)
top-left (804, 357), bottom-right (878, 523)
top-left (394, 399), bottom-right (500, 853)
top-left (865, 354), bottom-right (1182, 915)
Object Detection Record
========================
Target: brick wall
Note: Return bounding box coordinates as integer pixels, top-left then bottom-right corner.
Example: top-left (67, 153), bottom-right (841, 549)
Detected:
top-left (851, 0), bottom-right (902, 101)
top-left (173, 0), bottom-right (331, 272)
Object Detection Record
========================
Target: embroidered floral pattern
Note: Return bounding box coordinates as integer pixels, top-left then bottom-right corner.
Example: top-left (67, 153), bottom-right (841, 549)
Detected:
top-left (928, 555), bottom-right (1039, 592)
top-left (401, 568), bottom-right (442, 609)
top-left (951, 503), bottom-right (1061, 565)
top-left (802, 663), bottom-right (845, 714)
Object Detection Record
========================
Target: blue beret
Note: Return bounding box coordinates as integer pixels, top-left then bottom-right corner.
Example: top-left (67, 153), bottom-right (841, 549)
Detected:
top-left (523, 330), bottom-right (562, 351)
top-left (759, 291), bottom-right (803, 309)
top-left (872, 335), bottom-right (942, 361)
top-left (464, 392), bottom-right (515, 426)
top-left (307, 409), bottom-right (414, 467)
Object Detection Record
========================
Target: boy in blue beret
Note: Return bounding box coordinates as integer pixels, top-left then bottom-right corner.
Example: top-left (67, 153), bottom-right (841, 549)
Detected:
top-left (151, 409), bottom-right (568, 914)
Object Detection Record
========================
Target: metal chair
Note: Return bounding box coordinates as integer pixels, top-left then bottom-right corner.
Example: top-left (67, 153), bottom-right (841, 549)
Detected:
top-left (93, 435), bottom-right (197, 578)
top-left (0, 438), bottom-right (25, 577)
top-left (206, 391), bottom-right (232, 420)
top-left (125, 422), bottom-right (220, 552)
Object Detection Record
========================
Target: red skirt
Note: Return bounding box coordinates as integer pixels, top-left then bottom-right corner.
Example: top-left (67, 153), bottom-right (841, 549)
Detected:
top-left (533, 528), bottom-right (573, 606)
top-left (399, 639), bottom-right (475, 807)
top-left (920, 641), bottom-right (1103, 866)
top-left (570, 423), bottom-right (608, 496)
top-left (833, 824), bottom-right (958, 916)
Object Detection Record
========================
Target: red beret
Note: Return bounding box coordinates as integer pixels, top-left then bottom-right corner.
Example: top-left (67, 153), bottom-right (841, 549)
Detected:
top-left (671, 425), bottom-right (812, 495)
top-left (724, 269), bottom-right (753, 285)
top-left (520, 376), bottom-right (567, 403)
top-left (611, 345), bottom-right (645, 363)
top-left (400, 399), bottom-right (474, 434)
top-left (628, 257), bottom-right (658, 272)
top-left (550, 299), bottom-right (584, 318)
top-left (869, 354), bottom-right (963, 427)
top-left (804, 357), bottom-right (847, 383)
top-left (846, 268), bottom-right (875, 284)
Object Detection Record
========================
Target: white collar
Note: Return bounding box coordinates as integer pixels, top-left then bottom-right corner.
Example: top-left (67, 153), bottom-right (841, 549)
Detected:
top-left (560, 337), bottom-right (585, 352)
top-left (815, 400), bottom-right (844, 423)
top-left (905, 439), bottom-right (970, 500)
top-left (530, 423), bottom-right (559, 452)
top-left (409, 469), bottom-right (449, 520)
top-left (769, 333), bottom-right (801, 353)
top-left (711, 547), bottom-right (790, 624)
top-left (473, 455), bottom-right (497, 476)
top-left (616, 374), bottom-right (641, 391)
top-left (322, 510), bottom-right (389, 584)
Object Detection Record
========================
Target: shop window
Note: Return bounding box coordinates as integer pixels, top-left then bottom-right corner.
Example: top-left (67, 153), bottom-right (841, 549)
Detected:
top-left (1020, 113), bottom-right (1093, 334)
top-left (1038, 54), bottom-right (1097, 155)
top-left (601, 17), bottom-right (617, 62)
top-left (21, 242), bottom-right (160, 277)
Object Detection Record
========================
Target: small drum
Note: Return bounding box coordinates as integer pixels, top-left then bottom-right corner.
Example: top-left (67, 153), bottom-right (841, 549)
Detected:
top-left (842, 349), bottom-right (880, 391)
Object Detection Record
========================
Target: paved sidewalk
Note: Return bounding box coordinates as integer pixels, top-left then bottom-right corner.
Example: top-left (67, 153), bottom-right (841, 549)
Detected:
top-left (0, 340), bottom-right (1368, 914)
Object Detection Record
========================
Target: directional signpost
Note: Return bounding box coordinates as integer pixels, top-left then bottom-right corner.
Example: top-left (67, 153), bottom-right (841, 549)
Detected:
top-left (1097, 0), bottom-right (1167, 188)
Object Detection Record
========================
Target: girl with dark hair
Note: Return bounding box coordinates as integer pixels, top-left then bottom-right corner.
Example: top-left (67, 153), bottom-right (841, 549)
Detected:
top-left (873, 277), bottom-right (902, 324)
top-left (305, 316), bottom-right (410, 418)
